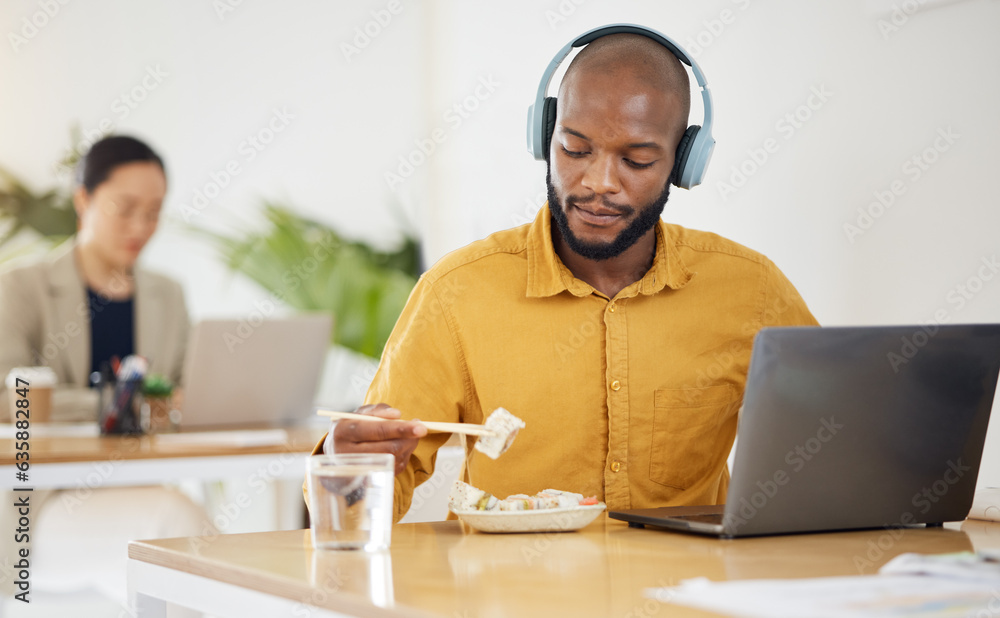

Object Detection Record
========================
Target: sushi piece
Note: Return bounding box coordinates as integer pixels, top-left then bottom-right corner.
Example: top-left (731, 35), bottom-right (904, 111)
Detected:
top-left (474, 407), bottom-right (526, 459)
top-left (537, 489), bottom-right (585, 509)
top-left (449, 480), bottom-right (498, 512)
top-left (448, 480), bottom-right (600, 513)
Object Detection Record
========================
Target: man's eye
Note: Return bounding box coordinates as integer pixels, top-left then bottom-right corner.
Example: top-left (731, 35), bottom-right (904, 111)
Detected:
top-left (624, 159), bottom-right (655, 169)
top-left (561, 146), bottom-right (588, 158)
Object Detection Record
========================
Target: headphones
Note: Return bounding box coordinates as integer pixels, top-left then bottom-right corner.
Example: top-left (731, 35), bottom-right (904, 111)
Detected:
top-left (526, 23), bottom-right (715, 190)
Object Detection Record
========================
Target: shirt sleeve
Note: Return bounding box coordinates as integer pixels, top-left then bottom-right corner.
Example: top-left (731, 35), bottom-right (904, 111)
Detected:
top-left (760, 259), bottom-right (819, 329)
top-left (365, 273), bottom-right (469, 522)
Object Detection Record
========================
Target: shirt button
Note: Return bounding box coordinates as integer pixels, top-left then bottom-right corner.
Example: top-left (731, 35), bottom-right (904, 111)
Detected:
top-left (609, 304), bottom-right (616, 313)
top-left (611, 461), bottom-right (621, 472)
top-left (610, 380), bottom-right (621, 391)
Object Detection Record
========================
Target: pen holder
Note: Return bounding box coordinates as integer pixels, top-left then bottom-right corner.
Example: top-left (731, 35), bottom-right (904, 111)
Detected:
top-left (99, 377), bottom-right (144, 435)
top-left (141, 396), bottom-right (176, 433)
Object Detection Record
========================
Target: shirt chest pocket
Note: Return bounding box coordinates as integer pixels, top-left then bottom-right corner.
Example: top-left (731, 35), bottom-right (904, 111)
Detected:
top-left (649, 385), bottom-right (739, 490)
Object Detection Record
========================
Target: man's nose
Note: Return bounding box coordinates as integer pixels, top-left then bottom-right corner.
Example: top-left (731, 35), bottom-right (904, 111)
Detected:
top-left (581, 153), bottom-right (621, 195)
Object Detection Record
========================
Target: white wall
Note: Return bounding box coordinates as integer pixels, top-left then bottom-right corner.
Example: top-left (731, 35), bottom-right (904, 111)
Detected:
top-left (414, 0), bottom-right (1000, 489)
top-left (2, 0), bottom-right (998, 485)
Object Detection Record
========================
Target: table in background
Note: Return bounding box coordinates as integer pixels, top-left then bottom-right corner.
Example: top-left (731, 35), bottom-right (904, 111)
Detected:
top-left (127, 516), bottom-right (1000, 617)
top-left (0, 424), bottom-right (325, 528)
top-left (0, 424), bottom-right (324, 488)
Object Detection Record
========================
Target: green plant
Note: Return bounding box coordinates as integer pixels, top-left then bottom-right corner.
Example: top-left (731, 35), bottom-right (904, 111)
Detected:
top-left (0, 128), bottom-right (83, 255)
top-left (142, 374), bottom-right (174, 398)
top-left (193, 203), bottom-right (421, 359)
top-left (0, 167), bottom-right (77, 245)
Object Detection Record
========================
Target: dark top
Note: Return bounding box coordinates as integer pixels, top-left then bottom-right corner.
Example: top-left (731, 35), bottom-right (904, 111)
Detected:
top-left (87, 288), bottom-right (135, 385)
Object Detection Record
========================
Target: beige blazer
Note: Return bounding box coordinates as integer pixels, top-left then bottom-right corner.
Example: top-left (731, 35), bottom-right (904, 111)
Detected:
top-left (0, 241), bottom-right (189, 421)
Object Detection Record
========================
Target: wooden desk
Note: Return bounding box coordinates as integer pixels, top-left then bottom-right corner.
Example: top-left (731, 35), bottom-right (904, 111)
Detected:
top-left (0, 425), bottom-right (325, 490)
top-left (127, 516), bottom-right (1000, 617)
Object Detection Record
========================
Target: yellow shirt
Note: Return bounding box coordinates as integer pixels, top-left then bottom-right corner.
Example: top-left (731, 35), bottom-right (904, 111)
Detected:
top-left (359, 204), bottom-right (816, 521)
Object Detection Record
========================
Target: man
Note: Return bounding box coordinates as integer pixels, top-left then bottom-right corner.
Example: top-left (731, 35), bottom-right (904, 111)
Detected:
top-left (317, 33), bottom-right (816, 522)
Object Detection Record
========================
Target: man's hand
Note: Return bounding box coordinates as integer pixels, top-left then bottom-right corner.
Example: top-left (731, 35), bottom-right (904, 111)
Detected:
top-left (324, 403), bottom-right (427, 475)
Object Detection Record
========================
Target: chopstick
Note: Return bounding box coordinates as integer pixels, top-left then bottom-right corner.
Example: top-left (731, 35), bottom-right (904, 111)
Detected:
top-left (316, 410), bottom-right (498, 437)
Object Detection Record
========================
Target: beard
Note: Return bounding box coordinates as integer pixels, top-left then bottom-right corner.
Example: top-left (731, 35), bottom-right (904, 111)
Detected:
top-left (546, 165), bottom-right (672, 262)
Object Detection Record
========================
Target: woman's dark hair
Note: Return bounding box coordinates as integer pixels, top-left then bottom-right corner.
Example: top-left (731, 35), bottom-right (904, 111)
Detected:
top-left (76, 135), bottom-right (165, 193)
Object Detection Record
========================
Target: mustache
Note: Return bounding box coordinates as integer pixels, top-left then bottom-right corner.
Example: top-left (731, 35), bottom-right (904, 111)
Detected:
top-left (564, 193), bottom-right (635, 216)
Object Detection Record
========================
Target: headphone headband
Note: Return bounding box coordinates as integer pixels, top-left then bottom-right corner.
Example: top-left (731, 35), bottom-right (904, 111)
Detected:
top-left (526, 23), bottom-right (715, 189)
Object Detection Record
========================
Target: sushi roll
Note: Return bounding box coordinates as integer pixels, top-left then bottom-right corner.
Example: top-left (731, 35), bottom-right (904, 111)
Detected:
top-left (474, 407), bottom-right (526, 459)
top-left (539, 489), bottom-right (585, 509)
top-left (449, 480), bottom-right (499, 511)
top-left (448, 481), bottom-right (602, 515)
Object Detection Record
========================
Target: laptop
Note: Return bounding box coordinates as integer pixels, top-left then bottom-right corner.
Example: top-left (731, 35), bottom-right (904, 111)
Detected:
top-left (609, 324), bottom-right (1000, 538)
top-left (178, 315), bottom-right (333, 428)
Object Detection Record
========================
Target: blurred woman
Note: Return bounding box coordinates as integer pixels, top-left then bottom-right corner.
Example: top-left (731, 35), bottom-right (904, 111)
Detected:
top-left (0, 136), bottom-right (211, 607)
top-left (0, 135), bottom-right (187, 420)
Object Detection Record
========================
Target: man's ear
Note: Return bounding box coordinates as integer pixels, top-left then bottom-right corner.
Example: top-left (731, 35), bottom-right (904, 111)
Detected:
top-left (72, 187), bottom-right (90, 220)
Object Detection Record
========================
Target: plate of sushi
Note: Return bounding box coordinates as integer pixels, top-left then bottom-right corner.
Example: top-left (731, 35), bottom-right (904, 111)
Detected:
top-left (448, 481), bottom-right (606, 533)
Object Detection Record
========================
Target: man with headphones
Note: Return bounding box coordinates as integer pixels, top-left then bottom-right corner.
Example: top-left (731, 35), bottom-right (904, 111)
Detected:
top-left (316, 25), bottom-right (816, 521)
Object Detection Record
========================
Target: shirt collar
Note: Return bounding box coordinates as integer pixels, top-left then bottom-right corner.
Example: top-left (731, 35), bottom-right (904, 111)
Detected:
top-left (525, 203), bottom-right (693, 299)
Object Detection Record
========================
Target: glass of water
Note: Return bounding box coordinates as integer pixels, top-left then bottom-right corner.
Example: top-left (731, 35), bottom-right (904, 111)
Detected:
top-left (308, 453), bottom-right (395, 551)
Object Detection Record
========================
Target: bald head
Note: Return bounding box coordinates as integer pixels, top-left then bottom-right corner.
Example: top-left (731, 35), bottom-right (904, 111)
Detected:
top-left (560, 33), bottom-right (690, 138)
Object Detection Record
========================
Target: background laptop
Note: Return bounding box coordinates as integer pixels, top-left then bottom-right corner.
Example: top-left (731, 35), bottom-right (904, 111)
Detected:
top-left (609, 324), bottom-right (1000, 538)
top-left (179, 314), bottom-right (332, 428)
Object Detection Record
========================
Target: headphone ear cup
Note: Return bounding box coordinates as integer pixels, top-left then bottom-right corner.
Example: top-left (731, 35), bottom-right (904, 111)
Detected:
top-left (542, 97), bottom-right (558, 161)
top-left (672, 125), bottom-right (698, 187)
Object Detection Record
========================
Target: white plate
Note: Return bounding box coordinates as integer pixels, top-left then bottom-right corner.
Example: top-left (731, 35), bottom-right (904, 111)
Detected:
top-left (451, 503), bottom-right (606, 533)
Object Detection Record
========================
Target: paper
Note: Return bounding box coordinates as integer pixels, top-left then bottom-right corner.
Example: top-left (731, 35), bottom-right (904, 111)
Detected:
top-left (879, 552), bottom-right (1000, 583)
top-left (648, 575), bottom-right (1000, 618)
